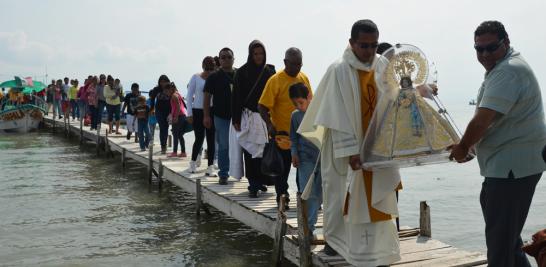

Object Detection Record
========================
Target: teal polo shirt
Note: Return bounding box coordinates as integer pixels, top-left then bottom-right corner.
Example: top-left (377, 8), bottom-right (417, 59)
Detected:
top-left (476, 48), bottom-right (546, 178)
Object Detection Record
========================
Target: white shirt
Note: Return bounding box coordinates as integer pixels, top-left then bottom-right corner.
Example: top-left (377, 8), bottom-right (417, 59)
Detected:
top-left (186, 74), bottom-right (208, 116)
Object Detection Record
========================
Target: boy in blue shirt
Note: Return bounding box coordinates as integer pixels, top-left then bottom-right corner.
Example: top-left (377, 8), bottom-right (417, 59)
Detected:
top-left (289, 82), bottom-right (322, 236)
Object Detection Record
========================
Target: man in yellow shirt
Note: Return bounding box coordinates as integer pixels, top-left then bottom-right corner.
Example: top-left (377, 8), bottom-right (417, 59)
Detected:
top-left (258, 47), bottom-right (312, 208)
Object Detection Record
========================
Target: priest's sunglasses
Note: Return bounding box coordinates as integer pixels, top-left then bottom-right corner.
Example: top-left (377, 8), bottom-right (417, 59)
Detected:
top-left (474, 39), bottom-right (504, 54)
top-left (357, 42), bottom-right (378, 49)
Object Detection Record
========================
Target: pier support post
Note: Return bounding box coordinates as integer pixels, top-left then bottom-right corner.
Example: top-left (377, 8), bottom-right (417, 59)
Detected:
top-left (273, 194), bottom-right (288, 266)
top-left (96, 126), bottom-right (100, 156)
top-left (105, 129), bottom-right (113, 158)
top-left (196, 178), bottom-right (202, 216)
top-left (148, 145), bottom-right (154, 184)
top-left (419, 201), bottom-right (432, 237)
top-left (158, 159), bottom-right (164, 192)
top-left (168, 135), bottom-right (172, 148)
top-left (195, 178), bottom-right (211, 217)
top-left (121, 147), bottom-right (126, 168)
top-left (79, 118), bottom-right (83, 145)
top-left (296, 193), bottom-right (312, 267)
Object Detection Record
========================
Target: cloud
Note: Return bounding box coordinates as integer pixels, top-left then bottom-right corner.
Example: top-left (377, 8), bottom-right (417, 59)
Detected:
top-left (0, 31), bottom-right (55, 64)
top-left (91, 43), bottom-right (170, 64)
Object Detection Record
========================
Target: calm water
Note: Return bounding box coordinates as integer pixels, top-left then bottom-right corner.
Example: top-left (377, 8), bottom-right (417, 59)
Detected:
top-left (0, 102), bottom-right (545, 266)
top-left (0, 130), bottom-right (292, 267)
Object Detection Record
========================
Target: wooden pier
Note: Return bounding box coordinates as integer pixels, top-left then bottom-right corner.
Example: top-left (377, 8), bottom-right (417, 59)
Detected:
top-left (43, 116), bottom-right (487, 267)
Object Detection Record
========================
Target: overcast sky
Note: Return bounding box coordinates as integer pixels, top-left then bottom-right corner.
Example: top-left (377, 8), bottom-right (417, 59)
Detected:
top-left (1, 0), bottom-right (545, 107)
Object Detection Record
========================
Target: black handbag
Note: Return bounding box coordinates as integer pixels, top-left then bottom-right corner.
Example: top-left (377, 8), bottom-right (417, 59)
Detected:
top-left (261, 138), bottom-right (284, 177)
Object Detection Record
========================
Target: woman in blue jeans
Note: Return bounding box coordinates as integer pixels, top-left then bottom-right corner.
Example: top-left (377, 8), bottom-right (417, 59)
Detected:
top-left (149, 75), bottom-right (172, 154)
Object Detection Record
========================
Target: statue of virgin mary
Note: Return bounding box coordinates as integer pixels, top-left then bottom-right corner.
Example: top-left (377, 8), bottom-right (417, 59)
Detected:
top-left (361, 44), bottom-right (461, 169)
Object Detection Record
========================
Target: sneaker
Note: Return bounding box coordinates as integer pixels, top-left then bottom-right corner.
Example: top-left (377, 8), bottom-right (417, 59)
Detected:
top-left (323, 243), bottom-right (338, 256)
top-left (248, 190), bottom-right (258, 198)
top-left (218, 177), bottom-right (228, 185)
top-left (259, 185), bottom-right (268, 192)
top-left (126, 131), bottom-right (132, 140)
top-left (134, 136), bottom-right (138, 143)
top-left (178, 152), bottom-right (187, 158)
top-left (185, 161), bottom-right (197, 173)
top-left (161, 146), bottom-right (167, 155)
top-left (205, 165), bottom-right (217, 177)
top-left (140, 148), bottom-right (146, 152)
top-left (167, 152), bottom-right (177, 158)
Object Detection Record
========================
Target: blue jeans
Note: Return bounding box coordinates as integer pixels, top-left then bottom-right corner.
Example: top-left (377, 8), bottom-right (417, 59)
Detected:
top-left (296, 160), bottom-right (322, 233)
top-left (171, 115), bottom-right (186, 153)
top-left (54, 100), bottom-right (62, 117)
top-left (156, 111), bottom-right (169, 148)
top-left (137, 119), bottom-right (150, 149)
top-left (214, 116), bottom-right (230, 178)
top-left (70, 99), bottom-right (79, 119)
top-left (93, 100), bottom-right (106, 129)
top-left (78, 100), bottom-right (87, 120)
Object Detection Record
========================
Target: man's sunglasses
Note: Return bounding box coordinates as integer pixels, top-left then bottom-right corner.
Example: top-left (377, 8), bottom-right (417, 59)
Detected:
top-left (474, 39), bottom-right (504, 54)
top-left (358, 42), bottom-right (378, 49)
top-left (220, 55), bottom-right (233, 60)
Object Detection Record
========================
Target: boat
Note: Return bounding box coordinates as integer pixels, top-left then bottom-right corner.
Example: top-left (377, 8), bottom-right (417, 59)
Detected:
top-left (0, 77), bottom-right (47, 133)
top-left (469, 99), bottom-right (477, 105)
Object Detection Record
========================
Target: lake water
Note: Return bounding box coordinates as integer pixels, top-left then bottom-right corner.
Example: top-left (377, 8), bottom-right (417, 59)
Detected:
top-left (0, 102), bottom-right (544, 266)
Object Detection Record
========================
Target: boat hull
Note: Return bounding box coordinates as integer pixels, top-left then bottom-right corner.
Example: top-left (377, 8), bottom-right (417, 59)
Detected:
top-left (0, 107), bottom-right (43, 133)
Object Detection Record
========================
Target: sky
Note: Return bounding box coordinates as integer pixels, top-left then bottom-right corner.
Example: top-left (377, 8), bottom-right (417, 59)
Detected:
top-left (1, 0), bottom-right (545, 107)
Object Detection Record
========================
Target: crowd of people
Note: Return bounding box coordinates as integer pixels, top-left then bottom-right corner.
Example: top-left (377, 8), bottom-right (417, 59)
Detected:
top-left (35, 18), bottom-right (545, 267)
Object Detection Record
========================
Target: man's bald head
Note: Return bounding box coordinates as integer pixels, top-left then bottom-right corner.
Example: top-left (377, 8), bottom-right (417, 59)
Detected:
top-left (284, 47), bottom-right (303, 77)
top-left (285, 47), bottom-right (302, 60)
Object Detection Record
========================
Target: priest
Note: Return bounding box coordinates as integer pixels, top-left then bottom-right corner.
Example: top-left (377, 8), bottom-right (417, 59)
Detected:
top-left (299, 19), bottom-right (401, 266)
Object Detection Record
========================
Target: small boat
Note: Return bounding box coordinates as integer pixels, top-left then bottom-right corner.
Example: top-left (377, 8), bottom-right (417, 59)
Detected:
top-left (469, 99), bottom-right (477, 106)
top-left (0, 100), bottom-right (46, 133)
top-left (0, 77), bottom-right (47, 133)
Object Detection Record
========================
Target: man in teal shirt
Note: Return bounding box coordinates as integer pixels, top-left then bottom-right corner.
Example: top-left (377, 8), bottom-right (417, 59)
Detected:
top-left (450, 21), bottom-right (546, 267)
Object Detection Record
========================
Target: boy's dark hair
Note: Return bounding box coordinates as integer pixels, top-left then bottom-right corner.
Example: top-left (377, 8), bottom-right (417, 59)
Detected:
top-left (377, 42), bottom-right (393, 55)
top-left (289, 83), bottom-right (309, 99)
top-left (474, 20), bottom-right (508, 40)
top-left (131, 83), bottom-right (139, 89)
top-left (351, 19), bottom-right (379, 40)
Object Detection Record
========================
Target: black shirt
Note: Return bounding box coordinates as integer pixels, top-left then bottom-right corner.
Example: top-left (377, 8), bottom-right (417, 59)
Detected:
top-left (149, 86), bottom-right (171, 115)
top-left (123, 92), bottom-right (140, 115)
top-left (204, 69), bottom-right (235, 120)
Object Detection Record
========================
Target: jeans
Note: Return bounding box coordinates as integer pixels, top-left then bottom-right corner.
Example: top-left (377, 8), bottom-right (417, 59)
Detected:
top-left (296, 160), bottom-right (322, 232)
top-left (137, 119), bottom-right (150, 149)
top-left (70, 99), bottom-right (79, 119)
top-left (171, 115), bottom-right (186, 153)
top-left (480, 172), bottom-right (542, 267)
top-left (214, 116), bottom-right (230, 178)
top-left (54, 100), bottom-right (62, 117)
top-left (191, 109), bottom-right (215, 166)
top-left (89, 105), bottom-right (97, 128)
top-left (78, 100), bottom-right (87, 120)
top-left (92, 100), bottom-right (106, 129)
top-left (156, 110), bottom-right (169, 148)
top-left (149, 123), bottom-right (156, 141)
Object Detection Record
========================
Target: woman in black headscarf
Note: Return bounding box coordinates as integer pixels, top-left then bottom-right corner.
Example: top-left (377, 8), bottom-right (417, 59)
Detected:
top-left (232, 40), bottom-right (276, 198)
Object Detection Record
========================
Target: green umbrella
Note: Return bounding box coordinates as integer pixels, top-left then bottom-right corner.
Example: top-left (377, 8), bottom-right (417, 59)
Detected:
top-left (0, 77), bottom-right (46, 94)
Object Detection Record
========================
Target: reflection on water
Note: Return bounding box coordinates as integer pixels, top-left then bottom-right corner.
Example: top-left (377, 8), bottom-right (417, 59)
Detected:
top-left (0, 131), bottom-right (293, 266)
